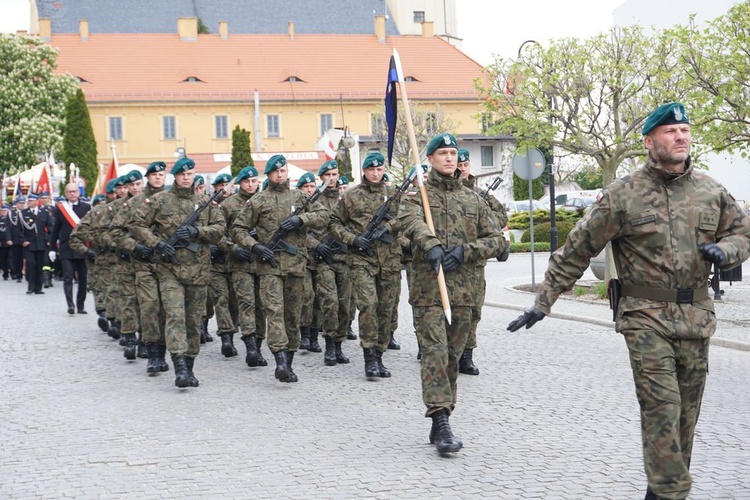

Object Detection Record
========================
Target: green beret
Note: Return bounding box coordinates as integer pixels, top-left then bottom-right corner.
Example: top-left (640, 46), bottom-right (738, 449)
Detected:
top-left (362, 152), bottom-right (385, 169)
top-left (337, 176), bottom-right (349, 186)
top-left (318, 160), bottom-right (339, 176)
top-left (114, 176), bottom-right (127, 187)
top-left (296, 172), bottom-right (316, 188)
top-left (261, 178), bottom-right (269, 191)
top-left (124, 169), bottom-right (143, 184)
top-left (458, 149), bottom-right (470, 163)
top-left (421, 164), bottom-right (429, 173)
top-left (642, 102), bottom-right (690, 136)
top-left (264, 154), bottom-right (287, 175)
top-left (426, 133), bottom-right (458, 156)
top-left (194, 175), bottom-right (205, 186)
top-left (383, 173), bottom-right (391, 181)
top-left (92, 194), bottom-right (107, 205)
top-left (235, 166), bottom-right (258, 182)
top-left (212, 173), bottom-right (232, 185)
top-left (105, 179), bottom-right (118, 194)
top-left (171, 157), bottom-right (196, 175)
top-left (146, 161), bottom-right (167, 176)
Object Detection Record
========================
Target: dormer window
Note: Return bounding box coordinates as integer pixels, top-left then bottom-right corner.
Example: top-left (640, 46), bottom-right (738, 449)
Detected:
top-left (75, 76), bottom-right (89, 83)
top-left (405, 76), bottom-right (420, 82)
top-left (284, 75), bottom-right (305, 83)
top-left (182, 76), bottom-right (204, 83)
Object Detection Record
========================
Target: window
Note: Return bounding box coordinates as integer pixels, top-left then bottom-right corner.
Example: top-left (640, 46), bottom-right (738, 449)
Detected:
top-left (267, 114), bottom-right (280, 138)
top-left (109, 117), bottom-right (122, 141)
top-left (371, 114), bottom-right (385, 136)
top-left (163, 116), bottom-right (176, 140)
top-left (413, 11), bottom-right (425, 23)
top-left (481, 145), bottom-right (494, 167)
top-left (215, 115), bottom-right (228, 139)
top-left (320, 114), bottom-right (333, 137)
top-left (425, 112), bottom-right (437, 135)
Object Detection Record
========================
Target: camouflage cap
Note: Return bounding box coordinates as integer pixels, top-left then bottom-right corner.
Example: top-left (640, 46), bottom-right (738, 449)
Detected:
top-left (105, 179), bottom-right (118, 194)
top-left (318, 160), bottom-right (339, 176)
top-left (171, 157), bottom-right (196, 176)
top-left (264, 154), bottom-right (287, 175)
top-left (458, 149), bottom-right (470, 163)
top-left (426, 133), bottom-right (458, 156)
top-left (642, 102), bottom-right (690, 136)
top-left (212, 173), bottom-right (232, 185)
top-left (235, 166), bottom-right (258, 182)
top-left (146, 161), bottom-right (167, 176)
top-left (124, 169), bottom-right (143, 184)
top-left (193, 175), bottom-right (205, 186)
top-left (296, 172), bottom-right (316, 188)
top-left (362, 151), bottom-right (385, 169)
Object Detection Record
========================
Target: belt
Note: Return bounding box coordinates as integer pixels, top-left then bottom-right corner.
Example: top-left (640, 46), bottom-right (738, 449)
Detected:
top-left (621, 284), bottom-right (709, 304)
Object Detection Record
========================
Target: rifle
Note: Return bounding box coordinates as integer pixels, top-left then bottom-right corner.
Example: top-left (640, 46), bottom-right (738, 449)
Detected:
top-left (357, 167), bottom-right (418, 256)
top-left (480, 176), bottom-right (503, 201)
top-left (158, 188), bottom-right (225, 263)
top-left (315, 235), bottom-right (348, 265)
top-left (262, 183), bottom-right (327, 261)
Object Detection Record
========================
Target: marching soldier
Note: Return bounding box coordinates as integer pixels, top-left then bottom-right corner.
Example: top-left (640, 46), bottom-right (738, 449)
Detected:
top-left (297, 172), bottom-right (322, 353)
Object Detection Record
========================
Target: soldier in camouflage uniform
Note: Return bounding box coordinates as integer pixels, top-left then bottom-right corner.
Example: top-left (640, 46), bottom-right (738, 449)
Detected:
top-left (508, 103), bottom-right (750, 499)
top-left (330, 152), bottom-right (403, 379)
top-left (130, 158), bottom-right (225, 388)
top-left (456, 149), bottom-right (507, 375)
top-left (231, 155), bottom-right (327, 383)
top-left (400, 134), bottom-right (502, 455)
top-left (297, 172), bottom-right (323, 353)
top-left (221, 166), bottom-right (268, 368)
top-left (97, 177), bottom-right (129, 338)
top-left (110, 162), bottom-right (170, 373)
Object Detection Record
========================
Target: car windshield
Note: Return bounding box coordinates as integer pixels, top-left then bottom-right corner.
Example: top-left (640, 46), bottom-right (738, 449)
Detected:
top-left (514, 200), bottom-right (544, 211)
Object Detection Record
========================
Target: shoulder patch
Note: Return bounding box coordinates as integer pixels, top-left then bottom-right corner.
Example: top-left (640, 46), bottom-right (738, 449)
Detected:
top-left (144, 198), bottom-right (150, 204)
top-left (107, 206), bottom-right (113, 212)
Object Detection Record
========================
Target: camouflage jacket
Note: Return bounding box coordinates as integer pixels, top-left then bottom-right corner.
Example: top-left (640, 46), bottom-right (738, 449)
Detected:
top-left (110, 185), bottom-right (164, 253)
top-left (535, 158), bottom-right (750, 339)
top-left (231, 180), bottom-right (328, 277)
top-left (309, 186), bottom-right (347, 266)
top-left (221, 189), bottom-right (255, 273)
top-left (463, 175), bottom-right (508, 265)
top-left (129, 184), bottom-right (225, 285)
top-left (70, 200), bottom-right (114, 254)
top-left (399, 169), bottom-right (503, 307)
top-left (329, 177), bottom-right (402, 272)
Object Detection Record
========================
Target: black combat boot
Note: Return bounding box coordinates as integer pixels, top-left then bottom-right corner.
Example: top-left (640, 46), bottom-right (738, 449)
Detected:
top-left (172, 355), bottom-right (190, 388)
top-left (347, 325), bottom-right (357, 340)
top-left (200, 316), bottom-right (213, 343)
top-left (299, 326), bottom-right (310, 351)
top-left (308, 328), bottom-right (322, 352)
top-left (136, 336), bottom-right (149, 358)
top-left (185, 357), bottom-right (199, 387)
top-left (458, 349), bottom-right (480, 375)
top-left (362, 348), bottom-right (380, 378)
top-left (255, 337), bottom-right (268, 366)
top-left (122, 333), bottom-right (137, 360)
top-left (430, 409), bottom-right (463, 453)
top-left (286, 351), bottom-right (298, 383)
top-left (388, 332), bottom-right (401, 350)
top-left (335, 341), bottom-right (350, 364)
top-left (242, 335), bottom-right (260, 367)
top-left (107, 319), bottom-right (121, 340)
top-left (42, 270), bottom-right (52, 288)
top-left (273, 350), bottom-right (290, 382)
top-left (146, 344), bottom-right (160, 374)
top-left (323, 336), bottom-right (337, 366)
top-left (375, 350), bottom-right (391, 378)
top-left (97, 311), bottom-right (109, 332)
top-left (220, 332), bottom-right (237, 358)
top-left (157, 344), bottom-right (169, 372)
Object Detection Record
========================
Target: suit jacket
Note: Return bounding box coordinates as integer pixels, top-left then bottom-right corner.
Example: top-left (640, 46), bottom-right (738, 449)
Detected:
top-left (51, 201), bottom-right (92, 259)
top-left (0, 215), bottom-right (11, 247)
top-left (20, 207), bottom-right (53, 251)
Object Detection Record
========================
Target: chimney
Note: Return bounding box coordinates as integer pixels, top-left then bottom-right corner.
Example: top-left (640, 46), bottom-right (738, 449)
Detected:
top-left (38, 18), bottom-right (51, 41)
top-left (288, 21), bottom-right (295, 40)
top-left (79, 19), bottom-right (89, 41)
top-left (219, 21), bottom-right (228, 40)
top-left (421, 21), bottom-right (434, 38)
top-left (177, 17), bottom-right (198, 41)
top-left (374, 15), bottom-right (386, 42)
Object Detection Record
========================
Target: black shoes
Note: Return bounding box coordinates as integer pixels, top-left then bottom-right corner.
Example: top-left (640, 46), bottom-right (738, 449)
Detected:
top-left (242, 335), bottom-right (260, 367)
top-left (172, 355), bottom-right (190, 388)
top-left (67, 307), bottom-right (75, 315)
top-left (299, 326), bottom-right (310, 351)
top-left (77, 308), bottom-right (87, 314)
top-left (286, 351), bottom-right (298, 383)
top-left (307, 329), bottom-right (322, 352)
top-left (255, 337), bottom-right (268, 366)
top-left (458, 348), bottom-right (480, 375)
top-left (362, 348), bottom-right (380, 378)
top-left (220, 333), bottom-right (238, 358)
top-left (388, 333), bottom-right (400, 350)
top-left (375, 350), bottom-right (391, 378)
top-left (347, 326), bottom-right (357, 340)
top-left (122, 333), bottom-right (138, 360)
top-left (335, 342), bottom-right (350, 364)
top-left (273, 350), bottom-right (290, 382)
top-left (324, 336), bottom-right (337, 366)
top-left (430, 409), bottom-right (463, 454)
top-left (185, 356), bottom-right (199, 387)
top-left (97, 312), bottom-right (109, 332)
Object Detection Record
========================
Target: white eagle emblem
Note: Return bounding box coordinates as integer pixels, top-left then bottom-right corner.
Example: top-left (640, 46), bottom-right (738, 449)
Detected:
top-left (674, 107), bottom-right (684, 121)
top-left (443, 135), bottom-right (451, 145)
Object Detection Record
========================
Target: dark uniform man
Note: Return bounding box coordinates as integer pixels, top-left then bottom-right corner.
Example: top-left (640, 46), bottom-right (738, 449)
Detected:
top-left (456, 148), bottom-right (508, 375)
top-left (130, 158), bottom-right (225, 388)
top-left (507, 102), bottom-right (750, 500)
top-left (7, 198), bottom-right (25, 282)
top-left (0, 204), bottom-right (11, 280)
top-left (19, 193), bottom-right (53, 295)
top-left (400, 134), bottom-right (502, 454)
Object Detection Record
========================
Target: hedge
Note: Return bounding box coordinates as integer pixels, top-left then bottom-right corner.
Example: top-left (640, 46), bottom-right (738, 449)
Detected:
top-left (510, 242), bottom-right (551, 252)
top-left (507, 209), bottom-right (581, 230)
top-left (521, 221), bottom-right (575, 244)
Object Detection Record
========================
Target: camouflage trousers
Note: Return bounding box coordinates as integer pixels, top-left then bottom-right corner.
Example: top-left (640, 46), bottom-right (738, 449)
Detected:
top-left (209, 271), bottom-right (238, 334)
top-left (87, 258), bottom-right (107, 314)
top-left (316, 262), bottom-right (352, 342)
top-left (114, 258), bottom-right (140, 335)
top-left (259, 274), bottom-right (303, 352)
top-left (413, 305), bottom-right (471, 417)
top-left (351, 266), bottom-right (400, 352)
top-left (134, 261), bottom-right (165, 345)
top-left (301, 268), bottom-right (318, 328)
top-left (157, 267), bottom-right (206, 358)
top-left (466, 268), bottom-right (486, 350)
top-left (232, 271), bottom-right (266, 340)
top-left (623, 330), bottom-right (709, 500)
top-left (99, 251), bottom-right (119, 319)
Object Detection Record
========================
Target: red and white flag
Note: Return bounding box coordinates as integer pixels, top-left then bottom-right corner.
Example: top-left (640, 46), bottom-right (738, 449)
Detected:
top-left (317, 131), bottom-right (338, 161)
top-left (36, 165), bottom-right (51, 195)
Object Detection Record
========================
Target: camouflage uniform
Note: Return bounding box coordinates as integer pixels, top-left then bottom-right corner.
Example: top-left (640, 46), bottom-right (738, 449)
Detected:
top-left (209, 201), bottom-right (239, 340)
top-left (107, 195), bottom-right (141, 342)
top-left (399, 168), bottom-right (502, 417)
top-left (70, 204), bottom-right (107, 316)
top-left (533, 158), bottom-right (750, 499)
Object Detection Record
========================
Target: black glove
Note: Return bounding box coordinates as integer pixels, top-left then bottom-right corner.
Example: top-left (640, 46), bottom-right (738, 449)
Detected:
top-left (233, 245), bottom-right (254, 262)
top-left (699, 243), bottom-right (726, 265)
top-left (370, 226), bottom-right (390, 242)
top-left (280, 215), bottom-right (303, 232)
top-left (315, 242), bottom-right (334, 263)
top-left (424, 245), bottom-right (445, 274)
top-left (442, 245), bottom-right (465, 272)
top-left (507, 307), bottom-right (546, 332)
top-left (174, 224), bottom-right (198, 242)
top-left (209, 244), bottom-right (225, 264)
top-left (133, 243), bottom-right (153, 261)
top-left (85, 249), bottom-right (96, 262)
top-left (353, 235), bottom-right (372, 253)
top-left (156, 240), bottom-right (177, 263)
top-left (252, 244), bottom-right (277, 267)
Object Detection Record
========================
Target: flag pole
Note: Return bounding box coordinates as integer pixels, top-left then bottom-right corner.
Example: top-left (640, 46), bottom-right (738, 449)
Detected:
top-left (391, 49), bottom-right (452, 324)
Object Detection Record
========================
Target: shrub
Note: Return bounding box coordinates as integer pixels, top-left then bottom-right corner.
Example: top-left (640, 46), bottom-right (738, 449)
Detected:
top-left (508, 209), bottom-right (580, 230)
top-left (521, 221), bottom-right (575, 243)
top-left (509, 242), bottom-right (551, 252)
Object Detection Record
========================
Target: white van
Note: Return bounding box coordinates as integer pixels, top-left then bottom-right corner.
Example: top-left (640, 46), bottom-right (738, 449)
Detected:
top-left (538, 189), bottom-right (602, 209)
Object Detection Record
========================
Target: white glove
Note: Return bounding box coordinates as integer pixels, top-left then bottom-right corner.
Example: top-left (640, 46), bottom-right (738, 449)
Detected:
top-left (48, 250), bottom-right (56, 262)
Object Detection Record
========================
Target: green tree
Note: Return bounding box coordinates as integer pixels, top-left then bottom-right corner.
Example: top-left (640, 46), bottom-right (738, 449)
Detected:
top-left (0, 34), bottom-right (77, 173)
top-left (230, 125), bottom-right (253, 177)
top-left (197, 18), bottom-right (210, 34)
top-left (571, 168), bottom-right (603, 190)
top-left (512, 173), bottom-right (544, 201)
top-left (61, 88), bottom-right (97, 195)
top-left (479, 26), bottom-right (690, 186)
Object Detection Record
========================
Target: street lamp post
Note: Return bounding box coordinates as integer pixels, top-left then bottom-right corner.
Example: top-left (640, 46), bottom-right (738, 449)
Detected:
top-left (517, 40), bottom-right (558, 252)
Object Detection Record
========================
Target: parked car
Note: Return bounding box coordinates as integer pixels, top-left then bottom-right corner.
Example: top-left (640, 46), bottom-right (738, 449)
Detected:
top-left (504, 199), bottom-right (547, 214)
top-left (560, 197), bottom-right (597, 211)
top-left (539, 189), bottom-right (602, 209)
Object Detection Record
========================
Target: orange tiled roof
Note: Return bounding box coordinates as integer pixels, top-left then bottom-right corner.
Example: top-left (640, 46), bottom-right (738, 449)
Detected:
top-left (49, 33), bottom-right (487, 103)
